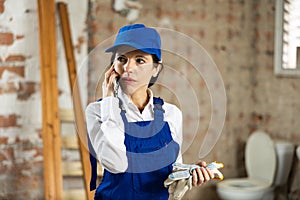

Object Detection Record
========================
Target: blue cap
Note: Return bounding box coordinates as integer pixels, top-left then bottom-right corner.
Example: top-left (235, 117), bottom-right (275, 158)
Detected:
top-left (105, 24), bottom-right (162, 62)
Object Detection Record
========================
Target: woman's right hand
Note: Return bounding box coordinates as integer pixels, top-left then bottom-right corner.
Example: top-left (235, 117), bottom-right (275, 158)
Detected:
top-left (102, 65), bottom-right (120, 98)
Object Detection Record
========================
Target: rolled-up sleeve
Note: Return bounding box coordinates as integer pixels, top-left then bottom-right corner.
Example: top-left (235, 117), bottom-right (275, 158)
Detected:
top-left (85, 97), bottom-right (128, 173)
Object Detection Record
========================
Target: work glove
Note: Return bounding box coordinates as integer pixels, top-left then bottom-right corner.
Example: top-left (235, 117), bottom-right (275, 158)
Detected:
top-left (164, 162), bottom-right (224, 200)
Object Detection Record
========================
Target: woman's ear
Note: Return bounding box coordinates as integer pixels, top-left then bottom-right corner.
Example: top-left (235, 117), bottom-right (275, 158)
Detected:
top-left (153, 63), bottom-right (162, 77)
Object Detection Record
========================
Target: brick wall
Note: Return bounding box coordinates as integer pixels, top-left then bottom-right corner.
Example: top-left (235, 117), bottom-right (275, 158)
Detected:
top-left (1, 0), bottom-right (299, 199)
top-left (0, 1), bottom-right (43, 198)
top-left (0, 0), bottom-right (88, 199)
top-left (87, 0), bottom-right (300, 199)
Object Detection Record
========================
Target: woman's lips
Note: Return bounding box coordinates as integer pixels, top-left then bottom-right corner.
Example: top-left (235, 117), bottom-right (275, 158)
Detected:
top-left (122, 77), bottom-right (136, 83)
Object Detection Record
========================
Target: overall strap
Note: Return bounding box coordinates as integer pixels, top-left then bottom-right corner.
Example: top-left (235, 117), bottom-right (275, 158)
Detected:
top-left (153, 97), bottom-right (165, 121)
top-left (88, 135), bottom-right (98, 191)
top-left (120, 97), bottom-right (165, 123)
top-left (120, 109), bottom-right (128, 124)
top-left (153, 96), bottom-right (164, 106)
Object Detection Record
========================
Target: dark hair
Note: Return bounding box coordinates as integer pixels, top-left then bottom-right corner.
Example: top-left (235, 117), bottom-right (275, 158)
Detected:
top-left (109, 53), bottom-right (163, 88)
top-left (148, 55), bottom-right (163, 88)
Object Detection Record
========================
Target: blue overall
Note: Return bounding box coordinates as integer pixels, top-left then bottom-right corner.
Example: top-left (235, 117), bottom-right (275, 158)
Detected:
top-left (89, 97), bottom-right (179, 200)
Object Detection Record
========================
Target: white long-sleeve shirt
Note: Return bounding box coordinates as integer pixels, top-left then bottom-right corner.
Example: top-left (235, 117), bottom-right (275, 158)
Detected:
top-left (85, 88), bottom-right (183, 173)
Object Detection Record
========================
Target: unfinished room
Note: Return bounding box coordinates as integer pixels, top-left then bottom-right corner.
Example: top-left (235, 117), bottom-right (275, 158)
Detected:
top-left (0, 0), bottom-right (300, 199)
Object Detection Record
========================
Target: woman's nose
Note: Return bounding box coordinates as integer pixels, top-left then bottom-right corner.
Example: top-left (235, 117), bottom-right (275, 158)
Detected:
top-left (123, 59), bottom-right (135, 72)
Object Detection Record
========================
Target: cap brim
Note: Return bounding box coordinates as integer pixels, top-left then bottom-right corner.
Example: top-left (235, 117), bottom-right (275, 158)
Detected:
top-left (105, 42), bottom-right (144, 53)
top-left (105, 43), bottom-right (161, 60)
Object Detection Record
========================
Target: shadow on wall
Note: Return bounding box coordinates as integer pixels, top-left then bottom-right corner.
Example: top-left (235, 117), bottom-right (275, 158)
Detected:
top-left (235, 140), bottom-right (247, 178)
top-left (285, 146), bottom-right (300, 199)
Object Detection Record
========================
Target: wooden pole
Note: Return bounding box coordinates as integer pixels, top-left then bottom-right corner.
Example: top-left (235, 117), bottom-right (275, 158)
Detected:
top-left (57, 2), bottom-right (95, 200)
top-left (37, 0), bottom-right (63, 199)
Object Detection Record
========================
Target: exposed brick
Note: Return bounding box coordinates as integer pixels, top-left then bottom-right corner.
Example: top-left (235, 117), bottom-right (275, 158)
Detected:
top-left (0, 147), bottom-right (13, 161)
top-left (0, 80), bottom-right (38, 100)
top-left (200, 12), bottom-right (206, 20)
top-left (0, 32), bottom-right (14, 45)
top-left (0, 114), bottom-right (20, 128)
top-left (227, 13), bottom-right (235, 23)
top-left (0, 137), bottom-right (8, 144)
top-left (15, 35), bottom-right (24, 40)
top-left (5, 55), bottom-right (26, 62)
top-left (0, 82), bottom-right (17, 94)
top-left (17, 81), bottom-right (38, 100)
top-left (75, 36), bottom-right (85, 54)
top-left (0, 66), bottom-right (25, 77)
top-left (0, 0), bottom-right (4, 14)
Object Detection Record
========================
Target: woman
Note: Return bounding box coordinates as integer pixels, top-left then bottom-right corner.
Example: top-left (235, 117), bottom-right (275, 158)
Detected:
top-left (85, 24), bottom-right (214, 200)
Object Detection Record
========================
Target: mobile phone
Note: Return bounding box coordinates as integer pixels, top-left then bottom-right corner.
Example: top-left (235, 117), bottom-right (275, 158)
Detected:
top-left (113, 76), bottom-right (119, 97)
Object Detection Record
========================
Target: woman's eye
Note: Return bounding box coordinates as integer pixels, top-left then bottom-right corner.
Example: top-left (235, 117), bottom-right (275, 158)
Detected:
top-left (117, 56), bottom-right (127, 63)
top-left (136, 58), bottom-right (145, 64)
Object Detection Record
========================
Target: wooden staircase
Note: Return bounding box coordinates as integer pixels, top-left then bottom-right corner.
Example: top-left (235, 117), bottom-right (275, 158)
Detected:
top-left (60, 109), bottom-right (102, 200)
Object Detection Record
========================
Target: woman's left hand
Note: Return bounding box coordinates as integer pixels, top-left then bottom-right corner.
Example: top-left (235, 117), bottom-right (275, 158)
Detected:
top-left (192, 161), bottom-right (215, 186)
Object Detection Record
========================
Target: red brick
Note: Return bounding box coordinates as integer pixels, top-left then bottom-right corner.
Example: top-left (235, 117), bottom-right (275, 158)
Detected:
top-left (17, 81), bottom-right (38, 100)
top-left (0, 32), bottom-right (14, 45)
top-left (264, 31), bottom-right (271, 40)
top-left (5, 55), bottom-right (26, 62)
top-left (0, 0), bottom-right (4, 14)
top-left (200, 13), bottom-right (206, 20)
top-left (0, 82), bottom-right (17, 94)
top-left (0, 137), bottom-right (8, 144)
top-left (0, 147), bottom-right (14, 165)
top-left (75, 36), bottom-right (85, 54)
top-left (0, 80), bottom-right (38, 99)
top-left (15, 35), bottom-right (24, 40)
top-left (0, 66), bottom-right (25, 77)
top-left (0, 114), bottom-right (19, 128)
top-left (227, 13), bottom-right (235, 23)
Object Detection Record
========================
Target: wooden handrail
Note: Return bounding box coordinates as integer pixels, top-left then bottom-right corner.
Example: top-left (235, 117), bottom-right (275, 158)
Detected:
top-left (37, 0), bottom-right (63, 199)
top-left (57, 2), bottom-right (95, 200)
